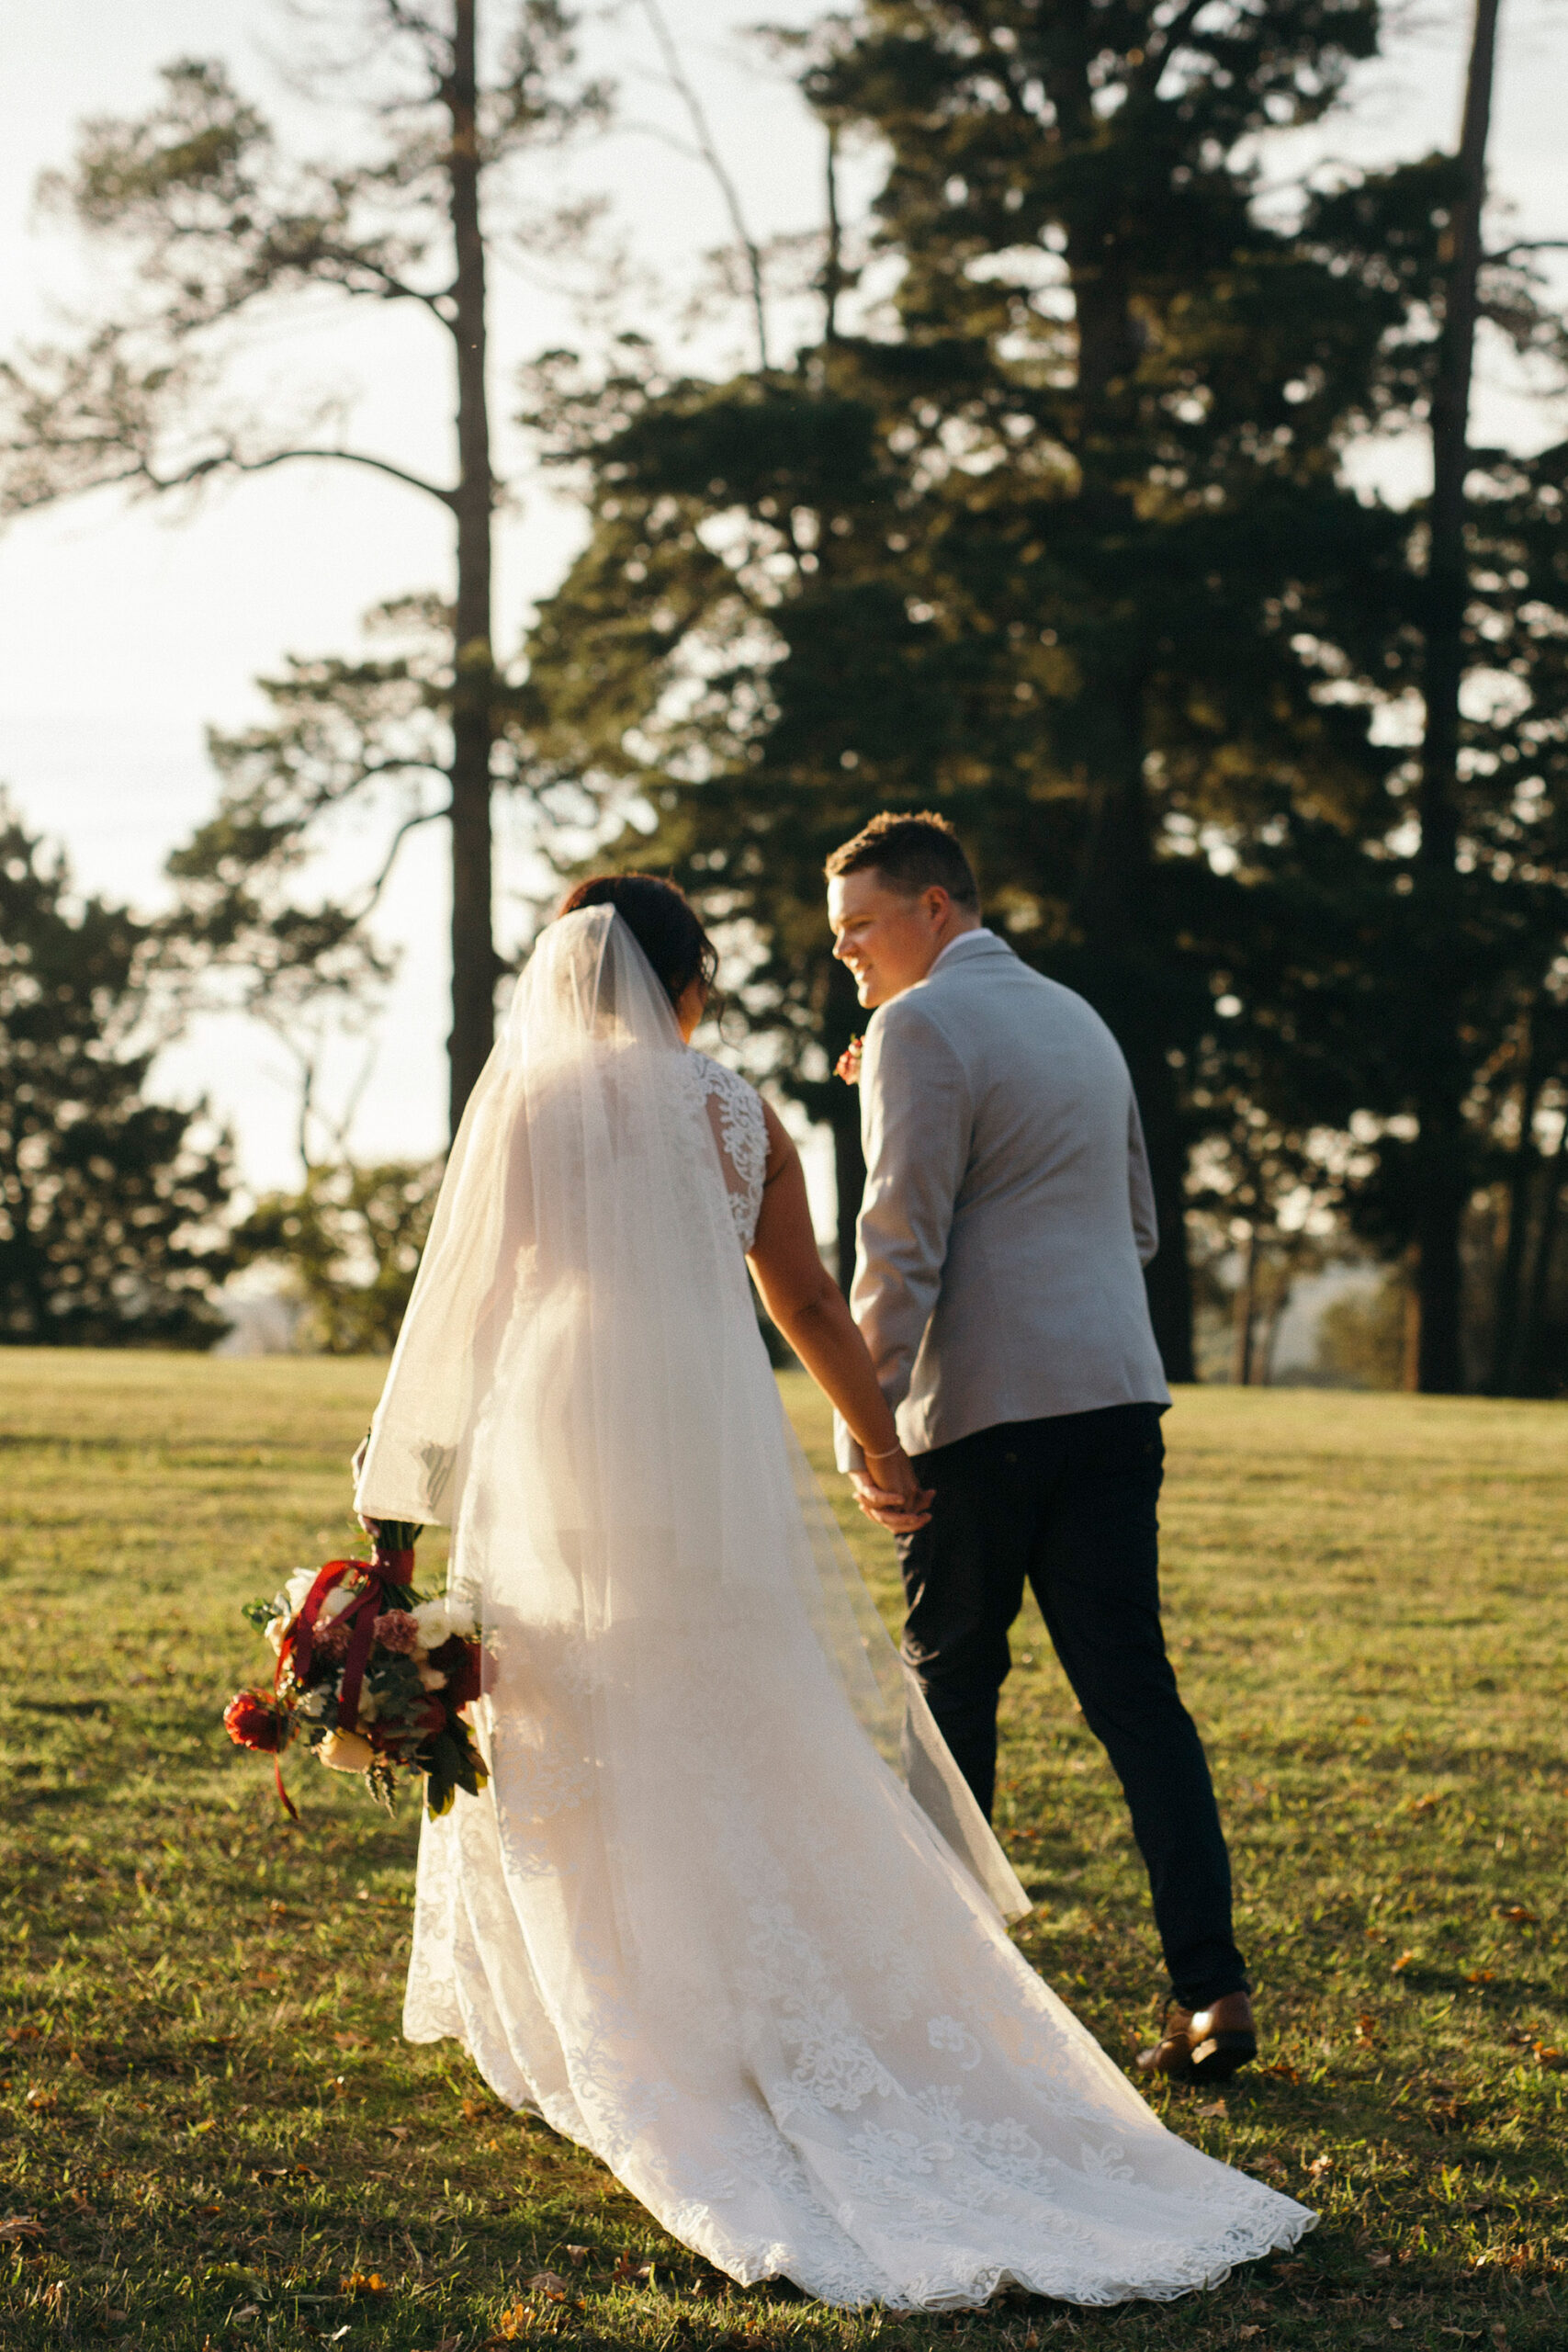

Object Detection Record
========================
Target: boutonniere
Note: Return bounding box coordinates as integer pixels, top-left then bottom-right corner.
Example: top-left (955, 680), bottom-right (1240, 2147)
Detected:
top-left (835, 1035), bottom-right (864, 1086)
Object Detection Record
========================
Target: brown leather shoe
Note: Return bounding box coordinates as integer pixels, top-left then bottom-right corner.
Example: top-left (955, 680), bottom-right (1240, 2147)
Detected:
top-left (1137, 1992), bottom-right (1258, 2084)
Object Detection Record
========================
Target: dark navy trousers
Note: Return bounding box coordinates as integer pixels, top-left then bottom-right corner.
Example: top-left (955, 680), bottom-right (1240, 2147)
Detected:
top-left (896, 1401), bottom-right (1247, 2008)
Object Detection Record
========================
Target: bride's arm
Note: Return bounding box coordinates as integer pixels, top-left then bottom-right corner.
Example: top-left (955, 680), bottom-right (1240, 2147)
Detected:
top-left (747, 1102), bottom-right (931, 1531)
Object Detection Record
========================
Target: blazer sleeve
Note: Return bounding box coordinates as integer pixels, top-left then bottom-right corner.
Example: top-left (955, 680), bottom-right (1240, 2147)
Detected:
top-left (1127, 1090), bottom-right (1160, 1268)
top-left (836, 1001), bottom-right (971, 1467)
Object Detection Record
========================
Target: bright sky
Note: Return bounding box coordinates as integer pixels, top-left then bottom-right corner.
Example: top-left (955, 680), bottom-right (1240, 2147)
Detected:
top-left (1, 0), bottom-right (1565, 1202)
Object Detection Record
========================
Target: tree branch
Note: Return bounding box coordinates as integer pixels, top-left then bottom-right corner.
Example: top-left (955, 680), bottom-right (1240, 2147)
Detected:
top-left (352, 802), bottom-right (447, 925)
top-left (635, 0), bottom-right (771, 372)
top-left (209, 445), bottom-right (458, 508)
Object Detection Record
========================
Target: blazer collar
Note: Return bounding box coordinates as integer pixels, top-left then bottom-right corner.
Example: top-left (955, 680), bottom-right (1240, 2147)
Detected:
top-left (927, 927), bottom-right (1009, 978)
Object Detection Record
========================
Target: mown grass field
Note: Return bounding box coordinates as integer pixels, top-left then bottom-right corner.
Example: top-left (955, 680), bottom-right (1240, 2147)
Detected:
top-left (2, 1351), bottom-right (1566, 2352)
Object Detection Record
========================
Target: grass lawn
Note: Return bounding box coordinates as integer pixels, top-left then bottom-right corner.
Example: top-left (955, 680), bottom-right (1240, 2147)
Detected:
top-left (2, 1350), bottom-right (1566, 2352)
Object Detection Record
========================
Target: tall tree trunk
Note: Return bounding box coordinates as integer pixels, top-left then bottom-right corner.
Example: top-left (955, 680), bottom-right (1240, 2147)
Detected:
top-left (1072, 714), bottom-right (1197, 1383)
top-left (1231, 1227), bottom-right (1258, 1386)
top-left (1519, 1114), bottom-right (1566, 1391)
top-left (446, 0), bottom-right (498, 1137)
top-left (1057, 107), bottom-right (1195, 1383)
top-left (1410, 0), bottom-right (1501, 1389)
top-left (1488, 1019), bottom-right (1544, 1391)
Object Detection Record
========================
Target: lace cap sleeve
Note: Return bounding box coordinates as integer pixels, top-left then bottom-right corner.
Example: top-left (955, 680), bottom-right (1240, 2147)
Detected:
top-left (688, 1054), bottom-right (769, 1252)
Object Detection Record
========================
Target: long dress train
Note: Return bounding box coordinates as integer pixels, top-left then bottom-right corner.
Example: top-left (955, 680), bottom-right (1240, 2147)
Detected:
top-left (356, 908), bottom-right (1313, 2310)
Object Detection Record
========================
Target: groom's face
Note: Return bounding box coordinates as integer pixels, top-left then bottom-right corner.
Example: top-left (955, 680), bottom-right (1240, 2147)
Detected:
top-left (829, 870), bottom-right (951, 1007)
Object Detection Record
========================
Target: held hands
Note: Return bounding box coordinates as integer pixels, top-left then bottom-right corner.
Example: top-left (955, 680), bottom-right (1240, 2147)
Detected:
top-left (851, 1441), bottom-right (934, 1533)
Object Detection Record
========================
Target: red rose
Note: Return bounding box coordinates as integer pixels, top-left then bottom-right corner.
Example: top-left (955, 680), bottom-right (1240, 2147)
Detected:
top-left (224, 1688), bottom-right (288, 1754)
top-left (430, 1634), bottom-right (483, 1709)
top-left (834, 1035), bottom-right (864, 1086)
top-left (416, 1696), bottom-right (447, 1738)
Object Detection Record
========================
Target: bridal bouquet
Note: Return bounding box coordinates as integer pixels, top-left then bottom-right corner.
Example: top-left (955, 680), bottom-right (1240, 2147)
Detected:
top-left (222, 1523), bottom-right (488, 1822)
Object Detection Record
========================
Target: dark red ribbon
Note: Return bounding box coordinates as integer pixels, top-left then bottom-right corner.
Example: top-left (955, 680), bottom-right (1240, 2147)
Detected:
top-left (276, 1546), bottom-right (417, 1758)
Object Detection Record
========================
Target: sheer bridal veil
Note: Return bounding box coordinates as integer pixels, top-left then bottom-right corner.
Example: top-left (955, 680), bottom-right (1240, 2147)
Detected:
top-left (356, 906), bottom-right (1025, 1923)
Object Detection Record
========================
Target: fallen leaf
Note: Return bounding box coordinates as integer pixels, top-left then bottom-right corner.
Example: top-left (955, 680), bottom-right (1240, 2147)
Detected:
top-left (1466, 1969), bottom-right (1496, 1984)
top-left (1196, 2098), bottom-right (1226, 2119)
top-left (1533, 2043), bottom-right (1566, 2071)
top-left (247, 1970), bottom-right (280, 1989)
top-left (1497, 1905), bottom-right (1540, 1926)
top-left (232, 2306), bottom-right (261, 2322)
top-left (0, 2217), bottom-right (43, 2244)
top-left (461, 2096), bottom-right (490, 2121)
top-left (1369, 2250), bottom-right (1393, 2267)
top-left (564, 2245), bottom-right (590, 2265)
top-left (333, 2030), bottom-right (370, 2051)
top-left (1391, 1950), bottom-right (1417, 1973)
top-left (4, 2028), bottom-right (41, 2048)
top-left (611, 2253), bottom-right (653, 2286)
top-left (388, 2125), bottom-right (412, 2142)
top-left (1238, 2330), bottom-right (1263, 2342)
top-left (1389, 2323), bottom-right (1405, 2335)
top-left (23, 2087), bottom-right (57, 2113)
top-left (340, 2270), bottom-right (390, 2297)
top-left (1355, 2014), bottom-right (1379, 2048)
top-left (1263, 2059), bottom-right (1301, 2083)
top-left (1250, 2154), bottom-right (1287, 2177)
top-left (1308, 2154), bottom-right (1334, 2179)
top-left (528, 2271), bottom-right (572, 2302)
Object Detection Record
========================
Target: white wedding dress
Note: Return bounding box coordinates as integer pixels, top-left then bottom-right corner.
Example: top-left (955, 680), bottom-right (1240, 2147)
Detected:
top-left (355, 908), bottom-right (1313, 2310)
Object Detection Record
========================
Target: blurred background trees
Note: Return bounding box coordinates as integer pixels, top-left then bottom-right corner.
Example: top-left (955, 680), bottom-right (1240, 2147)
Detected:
top-left (0, 798), bottom-right (231, 1345)
top-left (2, 0), bottom-right (1565, 1386)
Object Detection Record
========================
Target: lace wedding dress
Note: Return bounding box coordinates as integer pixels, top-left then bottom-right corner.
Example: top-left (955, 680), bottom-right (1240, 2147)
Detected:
top-left (355, 908), bottom-right (1313, 2310)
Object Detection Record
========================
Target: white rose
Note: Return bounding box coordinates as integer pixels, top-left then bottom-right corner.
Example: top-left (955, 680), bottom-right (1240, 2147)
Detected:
top-left (444, 1601), bottom-right (477, 1640)
top-left (416, 1664), bottom-right (447, 1691)
top-left (284, 1569), bottom-right (317, 1615)
top-left (411, 1599), bottom-right (450, 1650)
top-left (318, 1584), bottom-right (355, 1625)
top-left (264, 1617), bottom-right (286, 1656)
top-left (355, 1689), bottom-right (381, 1724)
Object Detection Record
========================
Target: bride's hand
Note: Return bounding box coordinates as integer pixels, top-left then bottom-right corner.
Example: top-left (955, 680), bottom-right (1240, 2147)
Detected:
top-left (851, 1442), bottom-right (934, 1533)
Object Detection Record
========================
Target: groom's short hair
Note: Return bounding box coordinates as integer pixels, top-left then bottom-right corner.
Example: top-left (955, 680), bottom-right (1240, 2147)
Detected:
top-left (825, 811), bottom-right (979, 909)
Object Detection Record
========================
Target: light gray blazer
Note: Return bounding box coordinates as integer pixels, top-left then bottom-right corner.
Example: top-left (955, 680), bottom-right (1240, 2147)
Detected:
top-left (835, 930), bottom-right (1170, 1469)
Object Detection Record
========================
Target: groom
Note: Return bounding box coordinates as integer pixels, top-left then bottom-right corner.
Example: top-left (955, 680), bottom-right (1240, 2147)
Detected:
top-left (827, 811), bottom-right (1255, 2083)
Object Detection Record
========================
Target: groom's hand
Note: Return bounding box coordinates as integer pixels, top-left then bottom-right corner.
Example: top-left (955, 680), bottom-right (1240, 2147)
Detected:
top-left (851, 1447), bottom-right (934, 1534)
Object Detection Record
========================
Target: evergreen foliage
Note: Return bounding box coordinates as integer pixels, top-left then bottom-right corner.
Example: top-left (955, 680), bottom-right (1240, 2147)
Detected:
top-left (0, 799), bottom-right (231, 1346)
top-left (521, 0), bottom-right (1568, 1391)
top-left (0, 6), bottom-right (608, 1136)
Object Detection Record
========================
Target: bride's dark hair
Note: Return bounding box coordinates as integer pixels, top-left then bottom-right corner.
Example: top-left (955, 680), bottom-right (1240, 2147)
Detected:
top-left (556, 874), bottom-right (718, 1012)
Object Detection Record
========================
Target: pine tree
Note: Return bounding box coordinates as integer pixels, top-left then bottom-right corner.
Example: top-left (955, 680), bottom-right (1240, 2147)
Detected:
top-left (0, 6), bottom-right (605, 1136)
top-left (0, 799), bottom-right (231, 1345)
top-left (524, 0), bottom-right (1421, 1374)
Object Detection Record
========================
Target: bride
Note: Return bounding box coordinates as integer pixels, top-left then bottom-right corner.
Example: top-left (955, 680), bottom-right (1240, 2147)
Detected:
top-left (355, 876), bottom-right (1312, 2310)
